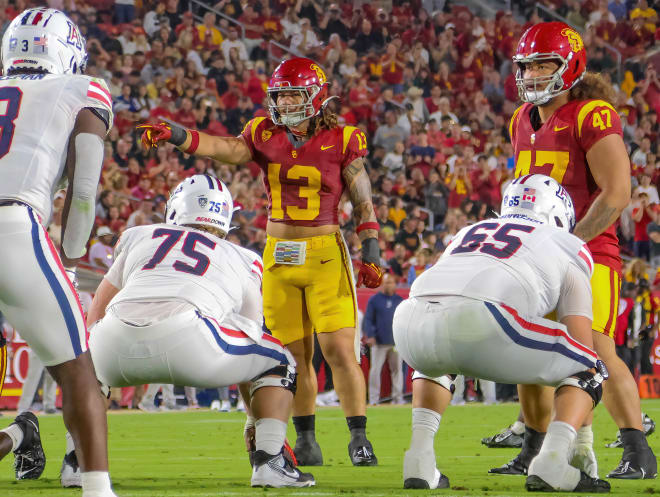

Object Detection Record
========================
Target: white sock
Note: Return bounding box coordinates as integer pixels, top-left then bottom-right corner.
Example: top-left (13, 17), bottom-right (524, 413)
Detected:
top-left (1, 424), bottom-right (24, 452)
top-left (529, 421), bottom-right (580, 491)
top-left (409, 408), bottom-right (442, 453)
top-left (511, 420), bottom-right (525, 435)
top-left (81, 471), bottom-right (112, 494)
top-left (255, 418), bottom-right (287, 456)
top-left (576, 425), bottom-right (593, 446)
top-left (65, 431), bottom-right (76, 454)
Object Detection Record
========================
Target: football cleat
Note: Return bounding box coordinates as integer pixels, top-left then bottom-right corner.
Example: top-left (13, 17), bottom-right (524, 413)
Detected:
top-left (60, 450), bottom-right (82, 487)
top-left (12, 412), bottom-right (46, 480)
top-left (481, 426), bottom-right (524, 448)
top-left (137, 401), bottom-right (159, 412)
top-left (293, 432), bottom-right (323, 466)
top-left (607, 447), bottom-right (657, 479)
top-left (526, 471), bottom-right (610, 493)
top-left (348, 436), bottom-right (378, 466)
top-left (489, 455), bottom-right (528, 475)
top-left (251, 450), bottom-right (315, 488)
top-left (403, 449), bottom-right (450, 489)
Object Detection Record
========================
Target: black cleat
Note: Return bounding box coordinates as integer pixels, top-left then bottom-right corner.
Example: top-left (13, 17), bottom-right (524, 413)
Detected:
top-left (481, 426), bottom-right (524, 448)
top-left (404, 473), bottom-right (450, 489)
top-left (526, 471), bottom-right (610, 493)
top-left (605, 413), bottom-right (656, 448)
top-left (489, 455), bottom-right (527, 475)
top-left (12, 412), bottom-right (46, 480)
top-left (348, 436), bottom-right (378, 466)
top-left (607, 447), bottom-right (657, 479)
top-left (293, 433), bottom-right (323, 466)
top-left (60, 450), bottom-right (81, 487)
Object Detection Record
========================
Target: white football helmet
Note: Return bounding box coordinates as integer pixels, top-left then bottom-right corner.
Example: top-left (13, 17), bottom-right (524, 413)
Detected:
top-left (166, 175), bottom-right (236, 235)
top-left (501, 174), bottom-right (575, 232)
top-left (1, 8), bottom-right (88, 75)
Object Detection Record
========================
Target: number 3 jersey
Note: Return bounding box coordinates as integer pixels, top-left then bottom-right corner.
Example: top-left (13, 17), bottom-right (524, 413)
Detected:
top-left (410, 218), bottom-right (594, 320)
top-left (240, 116), bottom-right (368, 226)
top-left (510, 99), bottom-right (624, 271)
top-left (0, 73), bottom-right (113, 223)
top-left (104, 224), bottom-right (264, 329)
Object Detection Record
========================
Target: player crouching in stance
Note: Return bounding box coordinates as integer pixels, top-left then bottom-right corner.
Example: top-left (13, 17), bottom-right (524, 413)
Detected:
top-left (394, 175), bottom-right (610, 493)
top-left (83, 175), bottom-right (314, 488)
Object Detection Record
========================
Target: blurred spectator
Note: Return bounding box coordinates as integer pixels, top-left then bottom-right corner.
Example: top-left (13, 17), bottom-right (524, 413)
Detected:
top-left (290, 17), bottom-right (321, 56)
top-left (89, 226), bottom-right (115, 270)
top-left (363, 273), bottom-right (404, 405)
top-left (319, 3), bottom-right (350, 42)
top-left (198, 12), bottom-right (224, 51)
top-left (407, 247), bottom-right (433, 286)
top-left (373, 111), bottom-right (408, 152)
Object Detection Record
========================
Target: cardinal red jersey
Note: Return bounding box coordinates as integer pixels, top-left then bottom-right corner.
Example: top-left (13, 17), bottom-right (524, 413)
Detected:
top-left (241, 117), bottom-right (368, 226)
top-left (509, 99), bottom-right (625, 271)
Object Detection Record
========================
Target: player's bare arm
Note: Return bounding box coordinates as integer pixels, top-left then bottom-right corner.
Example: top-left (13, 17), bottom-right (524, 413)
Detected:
top-left (138, 121), bottom-right (252, 165)
top-left (86, 278), bottom-right (120, 326)
top-left (60, 108), bottom-right (109, 268)
top-left (572, 134), bottom-right (631, 242)
top-left (342, 157), bottom-right (378, 241)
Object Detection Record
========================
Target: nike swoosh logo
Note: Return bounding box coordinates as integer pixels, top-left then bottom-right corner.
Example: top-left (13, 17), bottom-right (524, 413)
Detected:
top-left (321, 145), bottom-right (335, 150)
top-left (320, 259), bottom-right (333, 264)
top-left (17, 468), bottom-right (37, 478)
top-left (554, 125), bottom-right (569, 132)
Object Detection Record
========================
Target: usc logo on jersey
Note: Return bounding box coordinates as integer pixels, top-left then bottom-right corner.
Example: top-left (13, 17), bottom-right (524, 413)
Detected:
top-left (310, 64), bottom-right (327, 84)
top-left (262, 129), bottom-right (272, 142)
top-left (561, 28), bottom-right (583, 53)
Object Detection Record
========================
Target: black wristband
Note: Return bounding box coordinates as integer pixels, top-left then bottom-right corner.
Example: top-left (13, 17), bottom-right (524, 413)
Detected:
top-left (169, 124), bottom-right (187, 146)
top-left (361, 237), bottom-right (380, 265)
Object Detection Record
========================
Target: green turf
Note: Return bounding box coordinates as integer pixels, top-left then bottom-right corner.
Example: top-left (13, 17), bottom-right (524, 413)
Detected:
top-left (0, 400), bottom-right (658, 496)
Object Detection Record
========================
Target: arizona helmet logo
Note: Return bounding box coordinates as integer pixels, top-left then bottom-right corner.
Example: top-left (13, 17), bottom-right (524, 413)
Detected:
top-left (198, 197), bottom-right (208, 208)
top-left (310, 63), bottom-right (326, 84)
top-left (561, 27), bottom-right (583, 53)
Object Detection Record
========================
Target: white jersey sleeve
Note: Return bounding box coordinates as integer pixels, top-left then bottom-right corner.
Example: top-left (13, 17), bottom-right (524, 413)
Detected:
top-left (103, 228), bottom-right (136, 289)
top-left (238, 252), bottom-right (263, 323)
top-left (0, 73), bottom-right (113, 222)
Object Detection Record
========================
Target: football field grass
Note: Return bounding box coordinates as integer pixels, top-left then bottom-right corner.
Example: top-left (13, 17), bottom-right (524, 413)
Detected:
top-left (0, 400), bottom-right (658, 496)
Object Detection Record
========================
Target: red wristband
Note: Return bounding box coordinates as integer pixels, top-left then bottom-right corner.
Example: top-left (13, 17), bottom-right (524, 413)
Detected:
top-left (184, 130), bottom-right (200, 154)
top-left (356, 222), bottom-right (380, 234)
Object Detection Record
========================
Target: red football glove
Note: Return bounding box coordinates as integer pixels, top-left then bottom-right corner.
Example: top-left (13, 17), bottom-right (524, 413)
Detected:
top-left (136, 122), bottom-right (172, 149)
top-left (356, 261), bottom-right (384, 288)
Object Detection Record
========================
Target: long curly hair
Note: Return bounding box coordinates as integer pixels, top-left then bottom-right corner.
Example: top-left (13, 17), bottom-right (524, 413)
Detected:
top-left (569, 72), bottom-right (617, 107)
top-left (307, 106), bottom-right (338, 137)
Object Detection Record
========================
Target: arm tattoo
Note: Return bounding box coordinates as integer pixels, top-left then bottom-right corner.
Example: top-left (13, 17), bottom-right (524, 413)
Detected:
top-left (343, 158), bottom-right (377, 239)
top-left (572, 196), bottom-right (619, 243)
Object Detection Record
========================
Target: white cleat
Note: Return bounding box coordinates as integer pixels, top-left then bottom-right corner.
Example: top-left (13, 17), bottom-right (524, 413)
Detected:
top-left (251, 450), bottom-right (315, 488)
top-left (61, 450), bottom-right (82, 488)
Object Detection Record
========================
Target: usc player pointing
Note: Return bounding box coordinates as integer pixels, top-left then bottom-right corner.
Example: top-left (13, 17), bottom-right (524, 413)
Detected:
top-left (489, 22), bottom-right (656, 483)
top-left (139, 58), bottom-right (381, 467)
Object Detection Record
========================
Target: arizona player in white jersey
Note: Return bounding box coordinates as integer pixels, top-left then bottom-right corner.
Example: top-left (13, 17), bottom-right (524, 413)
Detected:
top-left (0, 8), bottom-right (117, 497)
top-left (84, 175), bottom-right (315, 488)
top-left (394, 175), bottom-right (611, 493)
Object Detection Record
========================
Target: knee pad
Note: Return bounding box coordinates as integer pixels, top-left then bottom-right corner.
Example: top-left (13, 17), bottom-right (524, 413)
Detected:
top-left (555, 360), bottom-right (609, 408)
top-left (249, 364), bottom-right (297, 398)
top-left (411, 371), bottom-right (455, 394)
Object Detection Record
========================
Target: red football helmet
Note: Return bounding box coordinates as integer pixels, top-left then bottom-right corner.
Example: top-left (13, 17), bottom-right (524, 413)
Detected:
top-left (513, 22), bottom-right (586, 105)
top-left (267, 57), bottom-right (329, 127)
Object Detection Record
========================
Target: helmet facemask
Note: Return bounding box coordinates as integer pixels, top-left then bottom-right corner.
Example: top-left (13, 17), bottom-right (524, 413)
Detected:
top-left (268, 84), bottom-right (321, 127)
top-left (514, 54), bottom-right (572, 105)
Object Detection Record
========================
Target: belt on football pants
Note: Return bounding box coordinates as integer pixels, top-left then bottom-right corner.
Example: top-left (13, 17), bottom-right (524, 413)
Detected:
top-left (0, 199), bottom-right (31, 208)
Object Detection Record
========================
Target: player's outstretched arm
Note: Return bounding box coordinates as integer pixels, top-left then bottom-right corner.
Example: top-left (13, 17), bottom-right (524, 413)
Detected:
top-left (574, 134), bottom-right (631, 242)
top-left (138, 122), bottom-right (252, 165)
top-left (61, 108), bottom-right (109, 268)
top-left (343, 157), bottom-right (383, 288)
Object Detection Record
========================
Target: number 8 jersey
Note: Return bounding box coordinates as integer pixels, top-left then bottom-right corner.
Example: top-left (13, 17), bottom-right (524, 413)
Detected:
top-left (509, 99), bottom-right (623, 271)
top-left (0, 73), bottom-right (113, 223)
top-left (240, 116), bottom-right (367, 226)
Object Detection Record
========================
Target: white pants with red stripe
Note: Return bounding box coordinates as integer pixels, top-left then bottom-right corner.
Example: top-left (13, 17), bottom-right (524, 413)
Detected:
top-left (393, 296), bottom-right (597, 386)
top-left (0, 204), bottom-right (87, 366)
top-left (89, 308), bottom-right (294, 388)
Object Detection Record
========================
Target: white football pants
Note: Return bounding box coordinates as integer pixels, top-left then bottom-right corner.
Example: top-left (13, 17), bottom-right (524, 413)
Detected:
top-left (393, 296), bottom-right (597, 385)
top-left (0, 204), bottom-right (87, 366)
top-left (89, 308), bottom-right (293, 388)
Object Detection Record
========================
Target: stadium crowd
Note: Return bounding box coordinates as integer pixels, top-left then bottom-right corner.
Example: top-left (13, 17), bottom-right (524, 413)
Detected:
top-left (4, 0), bottom-right (659, 395)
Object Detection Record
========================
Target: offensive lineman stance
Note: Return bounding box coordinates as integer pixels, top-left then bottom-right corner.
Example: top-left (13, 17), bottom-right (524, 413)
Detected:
top-left (395, 175), bottom-right (610, 493)
top-left (0, 8), bottom-right (116, 497)
top-left (84, 175), bottom-right (314, 488)
top-left (138, 57), bottom-right (382, 467)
